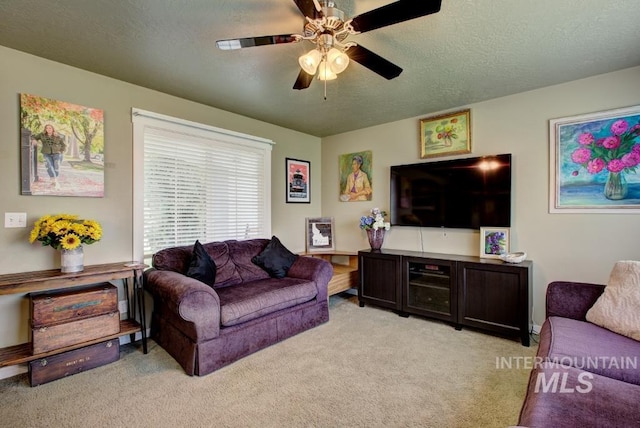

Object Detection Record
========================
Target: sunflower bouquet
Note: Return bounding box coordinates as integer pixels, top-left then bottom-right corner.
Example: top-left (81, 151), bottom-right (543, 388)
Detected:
top-left (29, 214), bottom-right (102, 250)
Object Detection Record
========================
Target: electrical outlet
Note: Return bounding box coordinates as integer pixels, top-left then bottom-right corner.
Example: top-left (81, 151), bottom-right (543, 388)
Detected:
top-left (4, 212), bottom-right (27, 228)
top-left (118, 300), bottom-right (128, 314)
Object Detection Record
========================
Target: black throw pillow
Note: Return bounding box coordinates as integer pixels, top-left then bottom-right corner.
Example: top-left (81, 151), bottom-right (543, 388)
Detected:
top-left (252, 236), bottom-right (298, 279)
top-left (186, 240), bottom-right (217, 287)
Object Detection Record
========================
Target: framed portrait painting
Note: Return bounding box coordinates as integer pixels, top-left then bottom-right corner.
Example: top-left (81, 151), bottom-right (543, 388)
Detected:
top-left (420, 109), bottom-right (471, 159)
top-left (305, 217), bottom-right (335, 253)
top-left (339, 150), bottom-right (372, 202)
top-left (479, 227), bottom-right (510, 259)
top-left (549, 105), bottom-right (640, 213)
top-left (286, 157), bottom-right (310, 203)
top-left (20, 93), bottom-right (105, 197)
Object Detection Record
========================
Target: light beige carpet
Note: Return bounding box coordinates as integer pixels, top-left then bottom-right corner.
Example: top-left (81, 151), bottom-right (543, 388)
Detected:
top-left (0, 295), bottom-right (537, 427)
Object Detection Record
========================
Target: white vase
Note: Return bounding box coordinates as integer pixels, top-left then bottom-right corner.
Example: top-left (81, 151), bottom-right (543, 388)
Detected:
top-left (61, 246), bottom-right (84, 273)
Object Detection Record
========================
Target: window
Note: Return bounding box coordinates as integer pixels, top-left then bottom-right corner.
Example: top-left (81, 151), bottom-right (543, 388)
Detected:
top-left (132, 109), bottom-right (273, 261)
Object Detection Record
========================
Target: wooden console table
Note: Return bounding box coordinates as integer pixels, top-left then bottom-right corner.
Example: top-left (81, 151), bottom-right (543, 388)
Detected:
top-left (0, 262), bottom-right (148, 368)
top-left (300, 252), bottom-right (358, 296)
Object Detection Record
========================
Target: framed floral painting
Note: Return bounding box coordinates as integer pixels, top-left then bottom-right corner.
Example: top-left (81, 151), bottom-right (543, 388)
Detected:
top-left (549, 105), bottom-right (640, 213)
top-left (420, 109), bottom-right (471, 159)
top-left (479, 227), bottom-right (510, 259)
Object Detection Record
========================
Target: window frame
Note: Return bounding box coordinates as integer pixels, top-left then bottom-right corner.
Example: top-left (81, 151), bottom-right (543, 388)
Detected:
top-left (132, 108), bottom-right (273, 262)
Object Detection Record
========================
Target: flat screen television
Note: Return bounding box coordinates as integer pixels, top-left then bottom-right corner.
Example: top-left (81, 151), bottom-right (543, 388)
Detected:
top-left (390, 154), bottom-right (511, 229)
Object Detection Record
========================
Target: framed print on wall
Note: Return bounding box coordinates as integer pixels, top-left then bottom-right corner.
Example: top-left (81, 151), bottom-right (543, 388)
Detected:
top-left (549, 105), bottom-right (640, 213)
top-left (305, 217), bottom-right (335, 253)
top-left (20, 93), bottom-right (105, 197)
top-left (479, 227), bottom-right (510, 259)
top-left (420, 109), bottom-right (471, 159)
top-left (339, 150), bottom-right (372, 202)
top-left (286, 157), bottom-right (310, 203)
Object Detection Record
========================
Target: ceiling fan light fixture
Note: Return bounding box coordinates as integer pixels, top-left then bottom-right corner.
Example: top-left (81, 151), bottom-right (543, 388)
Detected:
top-left (317, 59), bottom-right (337, 81)
top-left (298, 49), bottom-right (321, 75)
top-left (327, 47), bottom-right (349, 74)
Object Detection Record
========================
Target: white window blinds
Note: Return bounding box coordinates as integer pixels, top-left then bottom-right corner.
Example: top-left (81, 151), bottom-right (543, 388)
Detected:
top-left (132, 110), bottom-right (273, 260)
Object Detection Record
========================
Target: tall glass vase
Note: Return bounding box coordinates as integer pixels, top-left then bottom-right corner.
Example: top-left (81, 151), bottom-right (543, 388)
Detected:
top-left (604, 171), bottom-right (628, 200)
top-left (61, 246), bottom-right (84, 273)
top-left (366, 228), bottom-right (386, 251)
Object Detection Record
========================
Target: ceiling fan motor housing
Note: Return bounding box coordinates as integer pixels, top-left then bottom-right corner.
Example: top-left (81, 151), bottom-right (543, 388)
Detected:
top-left (304, 2), bottom-right (346, 39)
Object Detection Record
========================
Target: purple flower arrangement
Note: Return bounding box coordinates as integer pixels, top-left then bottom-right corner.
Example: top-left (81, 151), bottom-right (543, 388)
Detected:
top-left (485, 231), bottom-right (506, 255)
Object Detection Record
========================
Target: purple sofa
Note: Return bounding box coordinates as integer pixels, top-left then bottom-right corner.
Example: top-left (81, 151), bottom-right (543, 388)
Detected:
top-left (144, 238), bottom-right (332, 376)
top-left (518, 281), bottom-right (640, 427)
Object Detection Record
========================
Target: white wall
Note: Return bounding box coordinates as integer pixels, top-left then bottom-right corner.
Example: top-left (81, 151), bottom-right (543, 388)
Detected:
top-left (0, 46), bottom-right (321, 355)
top-left (321, 66), bottom-right (640, 328)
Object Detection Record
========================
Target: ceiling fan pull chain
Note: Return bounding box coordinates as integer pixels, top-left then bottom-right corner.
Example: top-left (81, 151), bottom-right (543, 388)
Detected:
top-left (323, 62), bottom-right (328, 100)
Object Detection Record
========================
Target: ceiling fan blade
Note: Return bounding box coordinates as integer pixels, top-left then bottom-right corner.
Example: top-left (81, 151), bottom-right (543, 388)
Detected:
top-left (216, 34), bottom-right (298, 50)
top-left (293, 69), bottom-right (314, 90)
top-left (350, 0), bottom-right (442, 33)
top-left (293, 0), bottom-right (323, 18)
top-left (347, 45), bottom-right (403, 80)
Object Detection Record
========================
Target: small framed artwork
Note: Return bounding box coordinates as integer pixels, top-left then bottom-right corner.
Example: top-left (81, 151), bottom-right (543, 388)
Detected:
top-left (549, 105), bottom-right (640, 213)
top-left (479, 227), bottom-right (510, 259)
top-left (305, 217), bottom-right (335, 253)
top-left (420, 109), bottom-right (471, 159)
top-left (286, 158), bottom-right (310, 203)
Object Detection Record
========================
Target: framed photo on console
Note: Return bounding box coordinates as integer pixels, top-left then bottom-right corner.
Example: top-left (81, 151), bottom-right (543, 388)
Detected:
top-left (479, 227), bottom-right (510, 259)
top-left (305, 217), bottom-right (335, 253)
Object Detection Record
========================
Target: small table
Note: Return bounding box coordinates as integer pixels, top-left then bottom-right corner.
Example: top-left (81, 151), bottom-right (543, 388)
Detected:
top-left (0, 262), bottom-right (148, 368)
top-left (300, 252), bottom-right (358, 296)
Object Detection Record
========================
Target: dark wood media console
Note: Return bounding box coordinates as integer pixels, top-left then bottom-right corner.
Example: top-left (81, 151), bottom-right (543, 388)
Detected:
top-left (358, 249), bottom-right (532, 346)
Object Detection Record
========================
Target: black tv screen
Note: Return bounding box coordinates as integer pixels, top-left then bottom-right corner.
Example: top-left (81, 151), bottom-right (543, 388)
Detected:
top-left (390, 154), bottom-right (511, 229)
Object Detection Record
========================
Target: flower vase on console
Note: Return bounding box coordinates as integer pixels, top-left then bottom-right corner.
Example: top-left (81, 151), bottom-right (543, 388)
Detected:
top-left (61, 245), bottom-right (84, 273)
top-left (359, 208), bottom-right (391, 251)
top-left (29, 214), bottom-right (102, 272)
top-left (366, 228), bottom-right (386, 250)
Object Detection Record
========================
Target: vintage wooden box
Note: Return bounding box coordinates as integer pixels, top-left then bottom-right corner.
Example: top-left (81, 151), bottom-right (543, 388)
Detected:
top-left (31, 311), bottom-right (120, 354)
top-left (29, 339), bottom-right (120, 386)
top-left (30, 282), bottom-right (118, 327)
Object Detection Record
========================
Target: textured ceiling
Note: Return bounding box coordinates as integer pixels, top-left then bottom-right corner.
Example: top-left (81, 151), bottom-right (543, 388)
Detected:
top-left (1, 0), bottom-right (639, 137)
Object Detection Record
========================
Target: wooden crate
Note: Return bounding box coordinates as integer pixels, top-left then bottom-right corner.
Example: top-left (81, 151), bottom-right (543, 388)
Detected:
top-left (32, 312), bottom-right (120, 354)
top-left (30, 282), bottom-right (117, 327)
top-left (29, 339), bottom-right (120, 386)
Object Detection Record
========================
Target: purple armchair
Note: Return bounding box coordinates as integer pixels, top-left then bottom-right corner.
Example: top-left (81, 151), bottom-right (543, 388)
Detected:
top-left (144, 238), bottom-right (332, 376)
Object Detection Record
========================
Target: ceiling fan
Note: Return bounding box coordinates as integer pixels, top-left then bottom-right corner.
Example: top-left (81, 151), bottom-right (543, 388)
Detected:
top-left (216, 0), bottom-right (442, 92)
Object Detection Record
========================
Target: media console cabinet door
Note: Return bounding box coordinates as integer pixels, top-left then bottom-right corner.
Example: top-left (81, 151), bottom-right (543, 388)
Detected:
top-left (458, 261), bottom-right (531, 346)
top-left (358, 252), bottom-right (402, 310)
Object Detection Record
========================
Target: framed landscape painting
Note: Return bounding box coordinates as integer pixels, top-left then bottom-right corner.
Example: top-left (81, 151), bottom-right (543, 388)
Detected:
top-left (549, 105), bottom-right (640, 213)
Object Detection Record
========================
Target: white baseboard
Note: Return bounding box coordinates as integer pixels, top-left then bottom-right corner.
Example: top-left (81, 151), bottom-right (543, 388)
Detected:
top-left (0, 364), bottom-right (27, 381)
top-left (531, 324), bottom-right (541, 335)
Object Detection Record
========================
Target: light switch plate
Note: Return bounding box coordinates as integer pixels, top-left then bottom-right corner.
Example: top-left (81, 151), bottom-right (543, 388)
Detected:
top-left (5, 212), bottom-right (27, 228)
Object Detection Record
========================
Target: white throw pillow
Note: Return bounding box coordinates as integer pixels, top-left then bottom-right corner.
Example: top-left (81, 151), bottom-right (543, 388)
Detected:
top-left (586, 260), bottom-right (640, 341)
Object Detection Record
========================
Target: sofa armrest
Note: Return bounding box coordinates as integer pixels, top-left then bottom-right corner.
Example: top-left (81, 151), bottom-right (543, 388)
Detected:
top-left (545, 281), bottom-right (605, 321)
top-left (287, 256), bottom-right (333, 302)
top-left (144, 269), bottom-right (221, 339)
